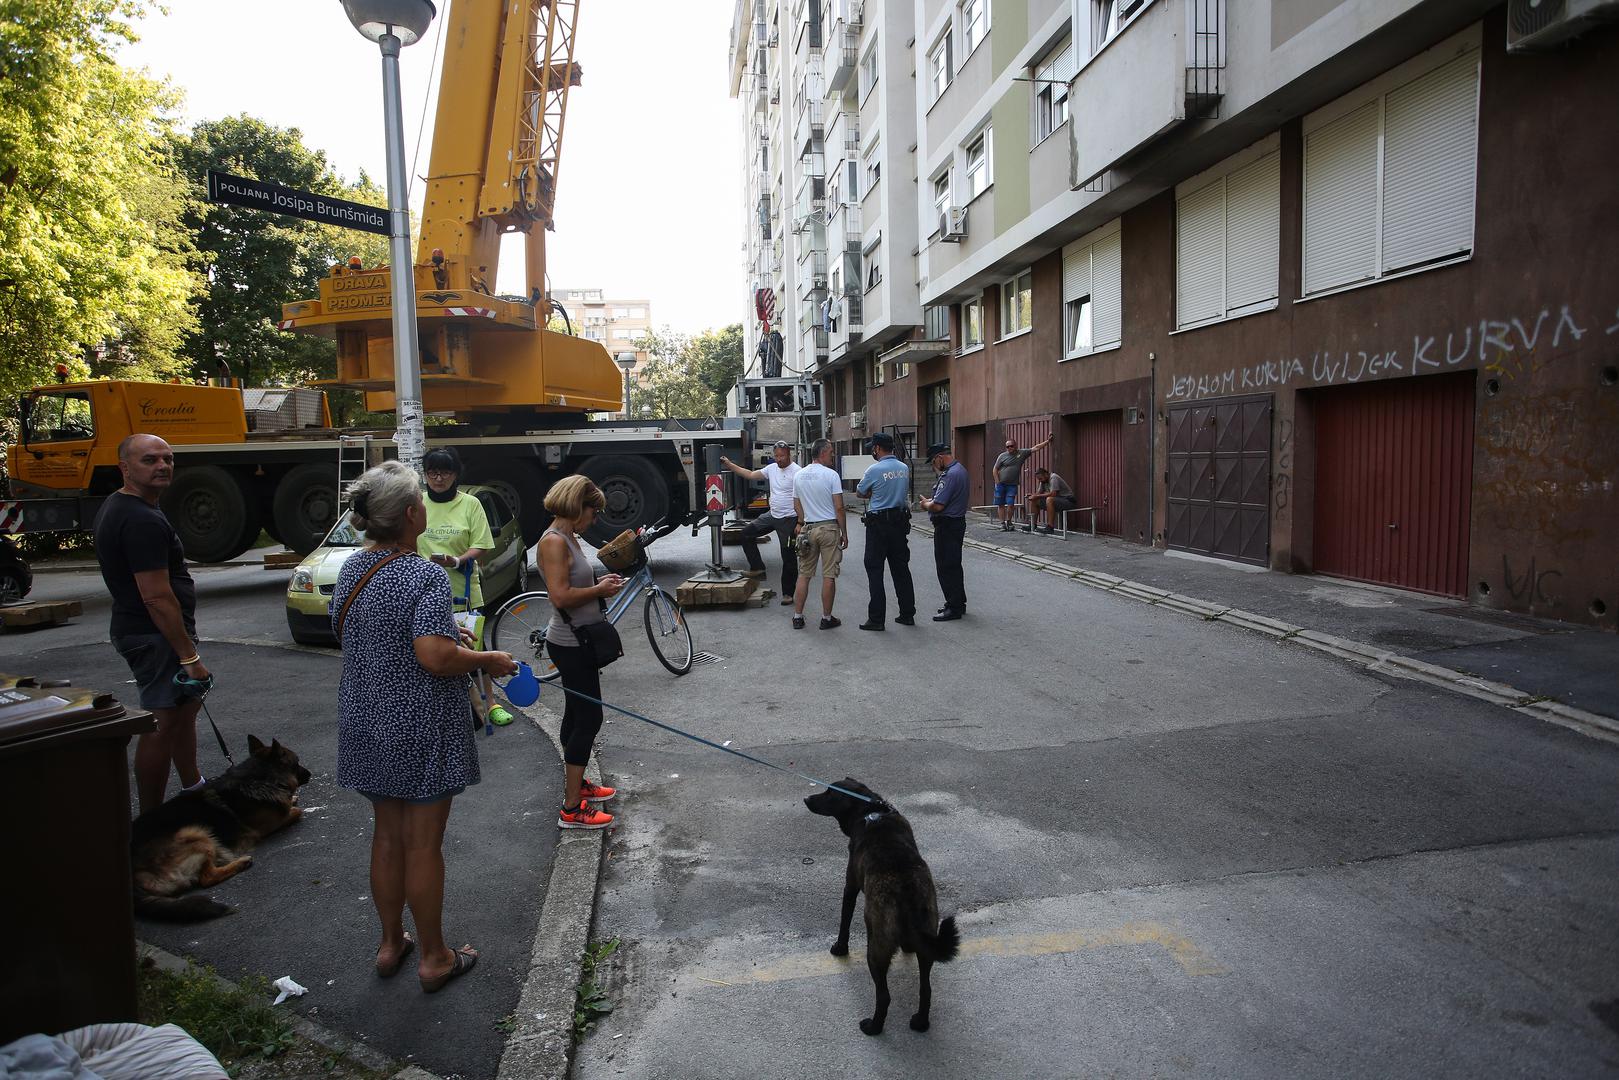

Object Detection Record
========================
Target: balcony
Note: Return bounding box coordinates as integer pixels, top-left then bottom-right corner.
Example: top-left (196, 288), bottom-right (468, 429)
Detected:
top-left (1071, 0), bottom-right (1225, 187)
top-left (824, 0), bottom-right (861, 92)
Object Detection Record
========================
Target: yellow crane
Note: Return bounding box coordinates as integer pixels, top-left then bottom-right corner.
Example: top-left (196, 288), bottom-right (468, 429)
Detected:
top-left (277, 0), bottom-right (621, 417)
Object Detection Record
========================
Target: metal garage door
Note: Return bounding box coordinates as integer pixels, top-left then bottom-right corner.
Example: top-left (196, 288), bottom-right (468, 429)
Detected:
top-left (1003, 415), bottom-right (1053, 489)
top-left (1312, 372), bottom-right (1473, 597)
top-left (1073, 411), bottom-right (1123, 536)
top-left (1167, 396), bottom-right (1272, 564)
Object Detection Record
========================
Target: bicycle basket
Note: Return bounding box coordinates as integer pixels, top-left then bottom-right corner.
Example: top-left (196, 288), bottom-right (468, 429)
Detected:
top-left (596, 529), bottom-right (643, 572)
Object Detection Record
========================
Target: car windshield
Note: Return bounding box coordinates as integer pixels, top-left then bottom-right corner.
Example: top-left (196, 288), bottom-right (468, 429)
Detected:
top-left (323, 517), bottom-right (364, 548)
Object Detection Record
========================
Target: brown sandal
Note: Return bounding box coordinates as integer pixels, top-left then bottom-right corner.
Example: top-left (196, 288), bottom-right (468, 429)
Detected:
top-left (420, 945), bottom-right (479, 993)
top-left (375, 932), bottom-right (415, 978)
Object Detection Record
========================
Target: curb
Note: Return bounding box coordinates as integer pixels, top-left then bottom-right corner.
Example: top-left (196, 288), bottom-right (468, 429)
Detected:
top-left (136, 942), bottom-right (436, 1080)
top-left (493, 690), bottom-right (608, 1080)
top-left (918, 523), bottom-right (1619, 744)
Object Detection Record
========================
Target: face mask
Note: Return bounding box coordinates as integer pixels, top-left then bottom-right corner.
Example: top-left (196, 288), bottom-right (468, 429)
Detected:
top-left (427, 481), bottom-right (457, 503)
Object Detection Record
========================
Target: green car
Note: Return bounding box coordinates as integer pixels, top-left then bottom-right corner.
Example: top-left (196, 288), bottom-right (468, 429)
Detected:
top-left (285, 484), bottom-right (529, 646)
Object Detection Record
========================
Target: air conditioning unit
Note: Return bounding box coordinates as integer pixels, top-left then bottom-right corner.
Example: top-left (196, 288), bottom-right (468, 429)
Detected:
top-left (938, 207), bottom-right (967, 243)
top-left (1507, 0), bottom-right (1619, 51)
top-left (850, 410), bottom-right (867, 429)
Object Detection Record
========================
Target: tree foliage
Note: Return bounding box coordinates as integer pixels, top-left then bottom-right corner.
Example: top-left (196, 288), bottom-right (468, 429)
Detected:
top-left (168, 115), bottom-right (391, 388)
top-left (630, 324), bottom-right (744, 420)
top-left (0, 0), bottom-right (200, 398)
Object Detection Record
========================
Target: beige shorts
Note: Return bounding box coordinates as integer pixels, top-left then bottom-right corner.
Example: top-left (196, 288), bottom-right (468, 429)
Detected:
top-left (797, 521), bottom-right (844, 579)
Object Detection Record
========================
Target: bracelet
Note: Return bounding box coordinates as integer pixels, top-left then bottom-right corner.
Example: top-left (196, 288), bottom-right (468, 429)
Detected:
top-left (178, 653), bottom-right (200, 666)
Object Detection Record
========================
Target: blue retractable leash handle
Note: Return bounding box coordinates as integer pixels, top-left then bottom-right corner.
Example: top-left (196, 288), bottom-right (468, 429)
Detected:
top-left (494, 665), bottom-right (875, 805)
top-left (172, 670), bottom-right (235, 767)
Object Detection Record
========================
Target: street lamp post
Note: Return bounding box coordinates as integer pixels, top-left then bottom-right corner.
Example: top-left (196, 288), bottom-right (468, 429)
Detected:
top-left (339, 0), bottom-right (436, 475)
top-left (615, 352), bottom-right (637, 421)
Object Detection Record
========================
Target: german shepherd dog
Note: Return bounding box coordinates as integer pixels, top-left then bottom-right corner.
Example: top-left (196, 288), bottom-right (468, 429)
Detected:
top-left (131, 735), bottom-right (311, 921)
top-left (805, 778), bottom-right (960, 1036)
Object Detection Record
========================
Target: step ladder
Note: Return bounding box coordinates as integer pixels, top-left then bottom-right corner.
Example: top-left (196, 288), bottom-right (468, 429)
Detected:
top-left (337, 435), bottom-right (373, 507)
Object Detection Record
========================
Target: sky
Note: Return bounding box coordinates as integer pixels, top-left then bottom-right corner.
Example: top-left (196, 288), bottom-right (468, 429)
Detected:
top-left (120, 0), bottom-right (745, 336)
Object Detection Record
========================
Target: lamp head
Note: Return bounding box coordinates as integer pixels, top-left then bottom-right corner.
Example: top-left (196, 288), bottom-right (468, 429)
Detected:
top-left (339, 0), bottom-right (436, 46)
top-left (615, 352), bottom-right (638, 373)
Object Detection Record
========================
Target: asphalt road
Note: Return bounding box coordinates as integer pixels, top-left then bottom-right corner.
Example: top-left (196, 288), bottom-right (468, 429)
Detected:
top-left (3, 558), bottom-right (563, 1080)
top-left (560, 527), bottom-right (1619, 1079)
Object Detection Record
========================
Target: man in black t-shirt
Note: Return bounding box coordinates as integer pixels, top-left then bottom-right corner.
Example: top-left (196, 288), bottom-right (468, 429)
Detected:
top-left (95, 433), bottom-right (212, 812)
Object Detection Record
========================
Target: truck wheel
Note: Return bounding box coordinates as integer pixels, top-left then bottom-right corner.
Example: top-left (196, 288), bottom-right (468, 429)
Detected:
top-left (163, 466), bottom-right (260, 562)
top-left (580, 455), bottom-right (669, 545)
top-left (462, 460), bottom-right (549, 545)
top-left (272, 462), bottom-right (341, 555)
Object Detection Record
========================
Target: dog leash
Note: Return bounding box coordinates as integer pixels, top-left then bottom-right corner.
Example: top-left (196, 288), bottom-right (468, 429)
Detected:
top-left (511, 673), bottom-right (877, 805)
top-left (173, 673), bottom-right (235, 767)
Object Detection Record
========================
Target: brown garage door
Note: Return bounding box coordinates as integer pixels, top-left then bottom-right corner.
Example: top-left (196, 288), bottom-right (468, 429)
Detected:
top-left (1166, 396), bottom-right (1272, 564)
top-left (1312, 372), bottom-right (1474, 597)
top-left (1073, 410), bottom-right (1123, 536)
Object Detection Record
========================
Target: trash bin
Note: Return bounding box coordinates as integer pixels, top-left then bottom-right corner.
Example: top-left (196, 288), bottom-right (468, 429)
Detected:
top-left (0, 677), bottom-right (155, 1045)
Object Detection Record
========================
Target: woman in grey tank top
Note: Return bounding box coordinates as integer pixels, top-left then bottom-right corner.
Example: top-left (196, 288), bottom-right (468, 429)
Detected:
top-left (537, 476), bottom-right (626, 830)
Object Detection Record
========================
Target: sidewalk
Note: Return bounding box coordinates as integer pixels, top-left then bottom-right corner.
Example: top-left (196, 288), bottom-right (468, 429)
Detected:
top-left (922, 512), bottom-right (1618, 739)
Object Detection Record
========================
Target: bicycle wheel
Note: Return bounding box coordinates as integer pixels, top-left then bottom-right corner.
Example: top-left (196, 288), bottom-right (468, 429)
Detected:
top-left (488, 590), bottom-right (561, 681)
top-left (643, 586), bottom-right (694, 675)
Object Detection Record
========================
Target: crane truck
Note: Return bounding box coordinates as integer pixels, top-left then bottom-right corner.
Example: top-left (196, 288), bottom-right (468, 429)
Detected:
top-left (2, 0), bottom-right (745, 563)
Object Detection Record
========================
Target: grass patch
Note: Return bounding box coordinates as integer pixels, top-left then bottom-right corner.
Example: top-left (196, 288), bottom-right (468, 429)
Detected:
top-left (572, 937), bottom-right (619, 1044)
top-left (137, 959), bottom-right (294, 1064)
top-left (137, 958), bottom-right (387, 1079)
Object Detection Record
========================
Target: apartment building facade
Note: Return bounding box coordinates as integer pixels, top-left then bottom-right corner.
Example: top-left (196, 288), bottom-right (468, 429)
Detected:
top-left (549, 287), bottom-right (652, 416)
top-left (737, 0), bottom-right (1617, 628)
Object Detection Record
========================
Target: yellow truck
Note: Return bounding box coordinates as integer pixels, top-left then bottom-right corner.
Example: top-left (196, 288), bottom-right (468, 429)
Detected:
top-left (3, 0), bottom-right (745, 563)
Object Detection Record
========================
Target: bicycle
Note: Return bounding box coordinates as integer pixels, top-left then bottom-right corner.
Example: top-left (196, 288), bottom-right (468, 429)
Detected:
top-left (487, 520), bottom-right (695, 679)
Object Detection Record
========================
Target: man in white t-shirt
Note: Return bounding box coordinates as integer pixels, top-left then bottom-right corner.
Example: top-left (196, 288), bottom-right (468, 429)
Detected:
top-left (720, 442), bottom-right (802, 604)
top-left (791, 438), bottom-right (848, 630)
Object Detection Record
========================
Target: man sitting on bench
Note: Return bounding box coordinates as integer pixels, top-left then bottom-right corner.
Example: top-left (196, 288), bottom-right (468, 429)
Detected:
top-left (1025, 468), bottom-right (1079, 535)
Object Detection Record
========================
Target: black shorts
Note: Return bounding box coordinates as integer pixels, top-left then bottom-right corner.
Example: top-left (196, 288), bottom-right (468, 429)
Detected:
top-left (112, 632), bottom-right (196, 710)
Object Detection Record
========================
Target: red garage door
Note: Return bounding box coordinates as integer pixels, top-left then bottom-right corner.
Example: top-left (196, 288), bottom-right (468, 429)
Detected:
top-left (1313, 372), bottom-right (1474, 597)
top-left (1073, 410), bottom-right (1123, 536)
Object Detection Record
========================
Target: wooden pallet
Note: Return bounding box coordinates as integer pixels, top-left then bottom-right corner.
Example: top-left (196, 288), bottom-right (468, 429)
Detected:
top-left (675, 576), bottom-right (759, 608)
top-left (0, 599), bottom-right (83, 629)
top-left (262, 549), bottom-right (304, 569)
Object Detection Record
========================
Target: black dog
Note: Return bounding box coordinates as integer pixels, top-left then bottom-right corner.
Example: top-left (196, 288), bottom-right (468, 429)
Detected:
top-left (804, 778), bottom-right (960, 1035)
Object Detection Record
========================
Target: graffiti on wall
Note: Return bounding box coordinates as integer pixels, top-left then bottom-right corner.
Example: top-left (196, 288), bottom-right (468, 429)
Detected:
top-left (1273, 417), bottom-right (1294, 512)
top-left (1165, 302), bottom-right (1614, 402)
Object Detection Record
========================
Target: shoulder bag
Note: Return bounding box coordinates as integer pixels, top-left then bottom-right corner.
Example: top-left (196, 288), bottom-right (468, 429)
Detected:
top-left (558, 595), bottom-right (623, 669)
top-left (335, 550), bottom-right (411, 638)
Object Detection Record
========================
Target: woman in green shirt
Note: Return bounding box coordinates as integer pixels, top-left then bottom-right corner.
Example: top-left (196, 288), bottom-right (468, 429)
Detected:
top-left (418, 447), bottom-right (513, 727)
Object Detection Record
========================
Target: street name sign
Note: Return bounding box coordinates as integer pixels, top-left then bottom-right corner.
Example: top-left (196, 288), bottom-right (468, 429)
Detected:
top-left (206, 170), bottom-right (389, 235)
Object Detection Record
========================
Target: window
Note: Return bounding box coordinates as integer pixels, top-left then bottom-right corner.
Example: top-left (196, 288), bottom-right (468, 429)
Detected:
top-left (859, 43), bottom-right (879, 99)
top-left (867, 254), bottom-right (882, 289)
top-left (999, 269), bottom-right (1033, 338)
top-left (24, 391), bottom-right (94, 443)
top-left (932, 171), bottom-right (951, 221)
top-left (612, 307), bottom-right (629, 318)
top-left (629, 307), bottom-right (646, 319)
top-left (960, 297), bottom-right (984, 351)
top-left (964, 128), bottom-right (991, 200)
top-left (1302, 47), bottom-right (1479, 297)
top-left (1033, 36), bottom-right (1073, 144)
top-left (925, 304), bottom-right (949, 340)
top-left (1089, 0), bottom-right (1143, 56)
top-left (1175, 139), bottom-right (1281, 329)
top-left (928, 30), bottom-right (953, 102)
top-left (1062, 219), bottom-right (1122, 358)
top-left (863, 138), bottom-right (881, 193)
top-left (872, 355), bottom-right (885, 387)
top-left (895, 361), bottom-right (911, 379)
top-left (925, 381), bottom-right (951, 451)
top-left (961, 0), bottom-right (988, 54)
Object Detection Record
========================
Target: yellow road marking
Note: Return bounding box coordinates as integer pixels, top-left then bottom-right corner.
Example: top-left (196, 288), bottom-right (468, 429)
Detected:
top-left (687, 921), bottom-right (1226, 988)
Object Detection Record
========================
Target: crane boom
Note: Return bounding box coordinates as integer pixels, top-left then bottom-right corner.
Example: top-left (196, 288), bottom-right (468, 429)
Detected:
top-left (279, 0), bottom-right (617, 417)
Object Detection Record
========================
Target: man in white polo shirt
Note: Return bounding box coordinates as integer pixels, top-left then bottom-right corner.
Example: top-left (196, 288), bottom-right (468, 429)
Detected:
top-left (791, 438), bottom-right (848, 630)
top-left (720, 441), bottom-right (801, 605)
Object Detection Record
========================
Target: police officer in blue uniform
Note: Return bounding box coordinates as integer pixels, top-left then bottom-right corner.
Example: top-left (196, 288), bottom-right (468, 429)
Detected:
top-left (855, 432), bottom-right (916, 630)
